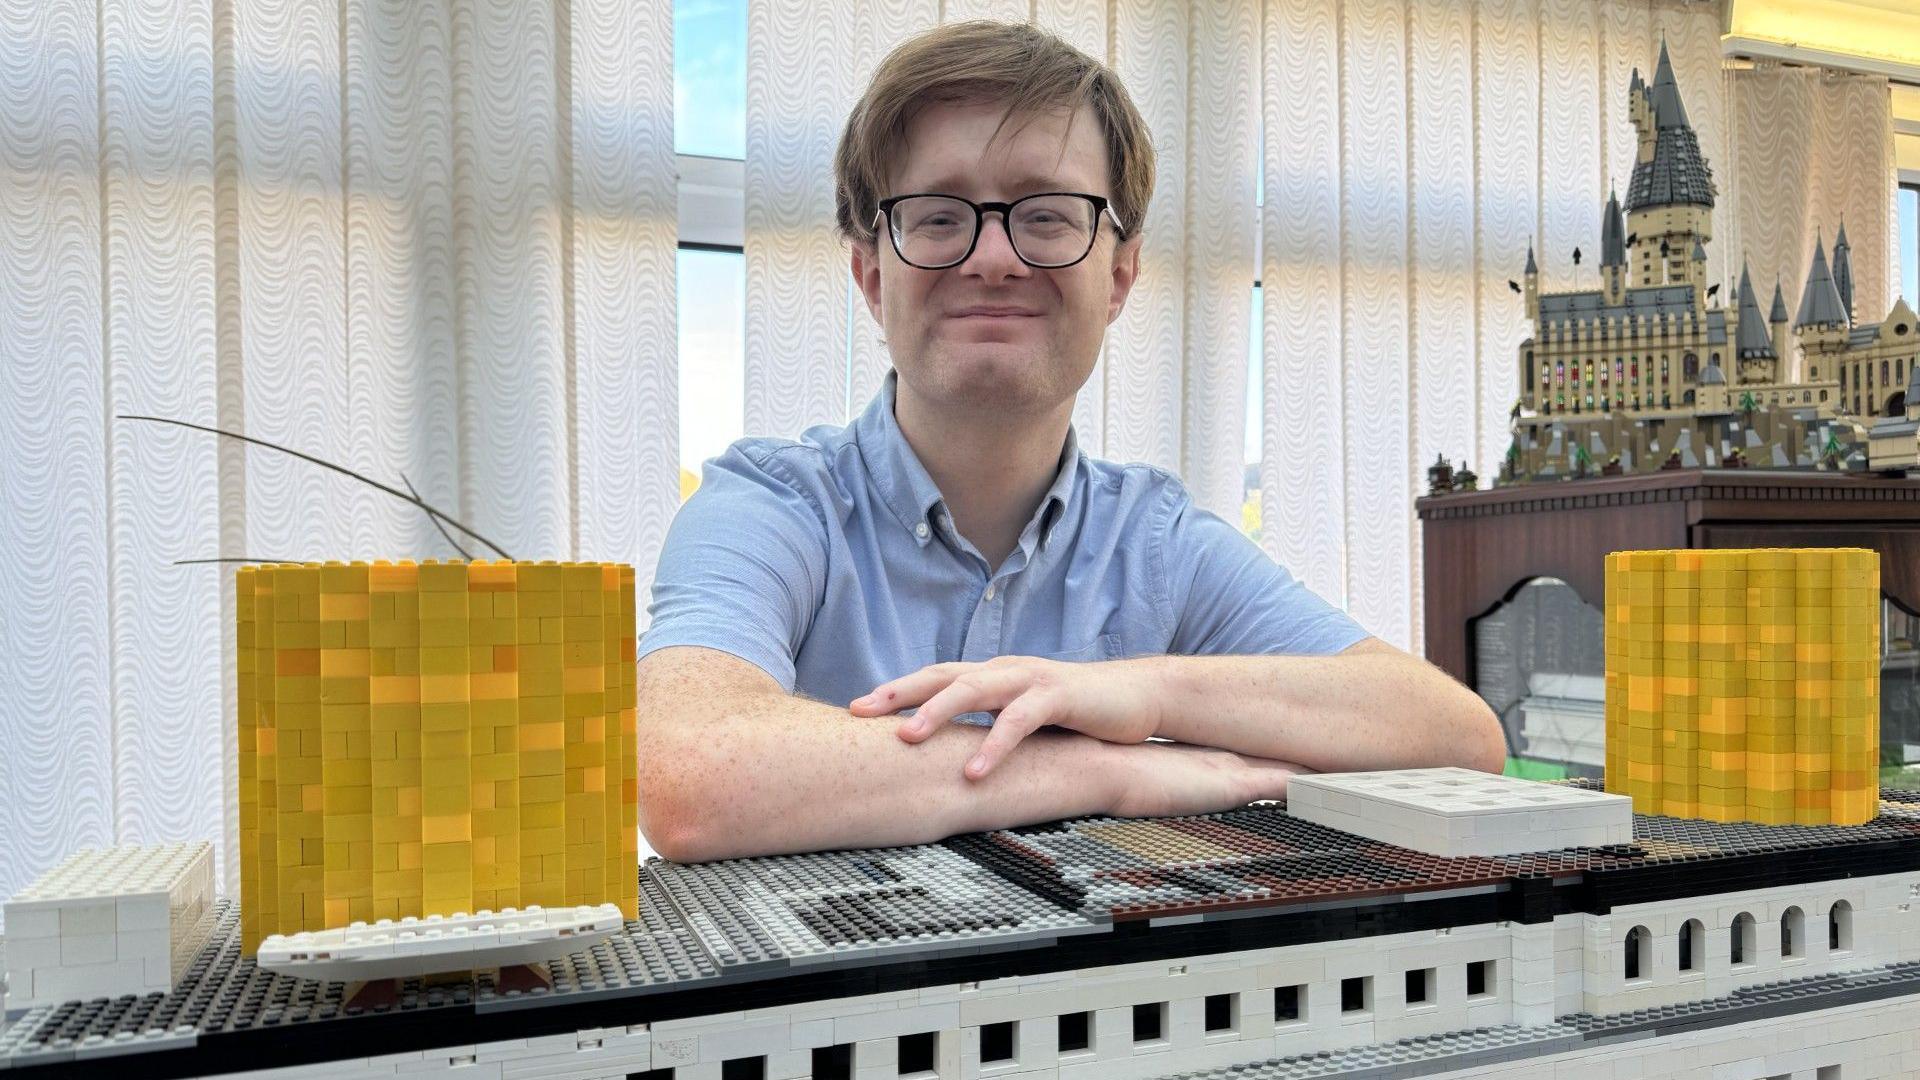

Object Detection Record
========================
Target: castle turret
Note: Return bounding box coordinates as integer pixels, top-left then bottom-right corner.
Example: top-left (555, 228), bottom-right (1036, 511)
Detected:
top-left (1624, 39), bottom-right (1715, 290)
top-left (1795, 234), bottom-right (1848, 330)
top-left (1600, 187), bottom-right (1628, 304)
top-left (1796, 233), bottom-right (1851, 391)
top-left (1733, 261), bottom-right (1777, 384)
top-left (1524, 241), bottom-right (1539, 322)
top-left (1770, 278), bottom-right (1791, 375)
top-left (1832, 220), bottom-right (1855, 326)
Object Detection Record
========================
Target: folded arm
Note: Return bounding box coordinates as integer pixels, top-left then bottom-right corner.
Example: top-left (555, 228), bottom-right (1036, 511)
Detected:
top-left (636, 646), bottom-right (1305, 862)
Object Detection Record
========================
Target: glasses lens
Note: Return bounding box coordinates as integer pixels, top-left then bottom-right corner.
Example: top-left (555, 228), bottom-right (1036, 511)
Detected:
top-left (1010, 194), bottom-right (1097, 267)
top-left (892, 196), bottom-right (976, 268)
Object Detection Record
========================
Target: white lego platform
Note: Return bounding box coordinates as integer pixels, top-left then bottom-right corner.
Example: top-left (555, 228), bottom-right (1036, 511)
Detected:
top-left (2, 841), bottom-right (214, 1013)
top-left (1285, 767), bottom-right (1633, 857)
top-left (258, 903), bottom-right (625, 983)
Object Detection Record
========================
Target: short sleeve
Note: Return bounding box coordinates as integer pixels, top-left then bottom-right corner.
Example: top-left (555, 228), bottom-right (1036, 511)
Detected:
top-left (1161, 486), bottom-right (1368, 656)
top-left (635, 443), bottom-right (831, 690)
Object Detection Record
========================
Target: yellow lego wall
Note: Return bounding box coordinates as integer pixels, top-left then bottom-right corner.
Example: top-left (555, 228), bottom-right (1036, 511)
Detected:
top-left (236, 560), bottom-right (638, 952)
top-left (1604, 548), bottom-right (1880, 826)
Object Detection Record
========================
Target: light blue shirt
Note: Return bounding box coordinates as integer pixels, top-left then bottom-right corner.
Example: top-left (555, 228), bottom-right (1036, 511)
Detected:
top-left (637, 371), bottom-right (1369, 710)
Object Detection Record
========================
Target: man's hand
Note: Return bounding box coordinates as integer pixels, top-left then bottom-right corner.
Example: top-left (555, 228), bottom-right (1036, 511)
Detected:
top-left (1108, 742), bottom-right (1307, 819)
top-left (849, 656), bottom-right (1161, 781)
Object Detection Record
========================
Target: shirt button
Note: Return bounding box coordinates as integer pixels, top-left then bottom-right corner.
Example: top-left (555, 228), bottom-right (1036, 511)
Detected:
top-left (915, 522), bottom-right (929, 539)
top-left (984, 585), bottom-right (996, 601)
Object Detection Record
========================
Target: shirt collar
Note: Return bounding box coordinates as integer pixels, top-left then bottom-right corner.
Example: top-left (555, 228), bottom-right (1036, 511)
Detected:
top-left (855, 370), bottom-right (1079, 550)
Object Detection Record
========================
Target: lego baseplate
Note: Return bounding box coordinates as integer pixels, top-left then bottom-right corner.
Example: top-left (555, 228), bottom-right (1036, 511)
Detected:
top-left (4, 782), bottom-right (1920, 1077)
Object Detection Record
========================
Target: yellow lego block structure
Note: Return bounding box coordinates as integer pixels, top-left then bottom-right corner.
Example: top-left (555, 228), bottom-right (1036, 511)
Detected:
top-left (1604, 548), bottom-right (1880, 826)
top-left (236, 560), bottom-right (639, 953)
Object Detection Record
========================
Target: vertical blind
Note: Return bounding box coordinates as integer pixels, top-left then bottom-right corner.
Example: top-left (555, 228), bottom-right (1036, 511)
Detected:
top-left (0, 0), bottom-right (1899, 908)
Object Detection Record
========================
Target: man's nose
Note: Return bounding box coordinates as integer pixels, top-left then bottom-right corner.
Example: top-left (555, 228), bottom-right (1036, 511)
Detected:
top-left (957, 211), bottom-right (1030, 281)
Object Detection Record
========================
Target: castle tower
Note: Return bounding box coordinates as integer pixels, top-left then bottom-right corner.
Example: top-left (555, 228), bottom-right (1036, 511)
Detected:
top-left (1770, 278), bottom-right (1791, 376)
top-left (1796, 233), bottom-right (1851, 395)
top-left (1832, 220), bottom-right (1855, 326)
top-left (1600, 186), bottom-right (1628, 305)
top-left (1624, 39), bottom-right (1715, 291)
top-left (1733, 261), bottom-right (1777, 385)
top-left (1524, 241), bottom-right (1539, 322)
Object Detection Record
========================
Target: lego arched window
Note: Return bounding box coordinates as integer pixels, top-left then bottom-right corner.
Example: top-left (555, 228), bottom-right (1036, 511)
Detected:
top-left (1555, 361), bottom-right (1564, 383)
top-left (1781, 906), bottom-right (1805, 958)
top-left (1660, 358), bottom-right (1669, 382)
top-left (1678, 919), bottom-right (1704, 972)
top-left (1829, 901), bottom-right (1852, 952)
top-left (1820, 390), bottom-right (1828, 403)
top-left (1884, 360), bottom-right (1891, 386)
top-left (1840, 368), bottom-right (1848, 390)
top-left (1682, 390), bottom-right (1695, 406)
top-left (1623, 926), bottom-right (1650, 981)
top-left (1730, 912), bottom-right (1756, 966)
top-left (1888, 392), bottom-right (1906, 418)
top-left (1803, 391), bottom-right (1811, 404)
top-left (1682, 353), bottom-right (1698, 380)
top-left (1710, 352), bottom-right (1720, 367)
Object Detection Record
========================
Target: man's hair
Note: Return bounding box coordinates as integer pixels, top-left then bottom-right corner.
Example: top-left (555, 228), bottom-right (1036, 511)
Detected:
top-left (832, 20), bottom-right (1155, 252)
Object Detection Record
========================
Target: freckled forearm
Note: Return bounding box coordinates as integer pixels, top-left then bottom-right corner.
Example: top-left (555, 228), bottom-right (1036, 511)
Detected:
top-left (638, 695), bottom-right (1123, 861)
top-left (1137, 652), bottom-right (1502, 774)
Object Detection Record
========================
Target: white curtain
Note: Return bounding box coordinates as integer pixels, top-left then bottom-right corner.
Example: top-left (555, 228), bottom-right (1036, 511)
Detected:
top-left (1, 0), bottom-right (677, 905)
top-left (2, 0), bottom-right (1904, 910)
top-left (1729, 61), bottom-right (1899, 370)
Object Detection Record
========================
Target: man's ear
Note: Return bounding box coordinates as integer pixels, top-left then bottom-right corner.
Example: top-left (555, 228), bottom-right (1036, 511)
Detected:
top-left (1106, 233), bottom-right (1142, 325)
top-left (851, 239), bottom-right (883, 325)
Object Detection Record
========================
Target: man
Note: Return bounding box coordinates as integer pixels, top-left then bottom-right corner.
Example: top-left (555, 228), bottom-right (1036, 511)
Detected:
top-left (635, 21), bottom-right (1503, 863)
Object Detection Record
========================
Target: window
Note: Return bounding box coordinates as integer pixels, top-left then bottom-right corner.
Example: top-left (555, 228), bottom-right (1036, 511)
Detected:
top-left (674, 0), bottom-right (747, 499)
top-left (1830, 900), bottom-right (1853, 952)
top-left (1782, 906), bottom-right (1806, 958)
top-left (898, 1032), bottom-right (937, 1075)
top-left (1274, 984), bottom-right (1304, 1023)
top-left (1467, 959), bottom-right (1492, 998)
top-left (1244, 283), bottom-right (1262, 541)
top-left (981, 1021), bottom-right (1015, 1064)
top-left (1679, 919), bottom-right (1703, 972)
top-left (1340, 976), bottom-right (1371, 1014)
top-left (1405, 967), bottom-right (1433, 1005)
top-left (1057, 1012), bottom-right (1091, 1054)
top-left (1625, 925), bottom-right (1650, 980)
top-left (812, 1044), bottom-right (854, 1080)
top-left (722, 1057), bottom-right (766, 1080)
top-left (674, 0), bottom-right (745, 159)
top-left (1204, 993), bottom-right (1237, 1033)
top-left (677, 247), bottom-right (746, 498)
top-left (1732, 912), bottom-right (1756, 966)
top-left (1132, 1001), bottom-right (1167, 1044)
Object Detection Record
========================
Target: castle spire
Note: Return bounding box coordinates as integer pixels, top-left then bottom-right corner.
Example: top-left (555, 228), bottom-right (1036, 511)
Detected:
top-left (1524, 240), bottom-right (1537, 276)
top-left (1832, 220), bottom-right (1854, 324)
top-left (1600, 187), bottom-right (1627, 267)
top-left (1626, 37), bottom-right (1715, 213)
top-left (1769, 279), bottom-right (1788, 324)
top-left (1795, 233), bottom-right (1848, 329)
top-left (1735, 261), bottom-right (1773, 358)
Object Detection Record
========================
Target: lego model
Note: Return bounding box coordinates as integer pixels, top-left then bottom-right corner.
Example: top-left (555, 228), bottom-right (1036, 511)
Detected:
top-left (1, 843), bottom-right (214, 1013)
top-left (1604, 548), bottom-right (1880, 826)
top-left (1499, 42), bottom-right (1920, 482)
top-left (1286, 767), bottom-right (1633, 857)
top-left (235, 559), bottom-right (639, 953)
top-left (6, 794), bottom-right (1920, 1078)
top-left (256, 903), bottom-right (625, 983)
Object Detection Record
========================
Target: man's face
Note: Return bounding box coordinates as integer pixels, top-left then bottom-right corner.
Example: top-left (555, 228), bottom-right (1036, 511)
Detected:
top-left (851, 100), bottom-right (1141, 418)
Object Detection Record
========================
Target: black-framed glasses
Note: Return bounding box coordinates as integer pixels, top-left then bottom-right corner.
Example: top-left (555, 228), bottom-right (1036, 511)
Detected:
top-left (871, 192), bottom-right (1126, 270)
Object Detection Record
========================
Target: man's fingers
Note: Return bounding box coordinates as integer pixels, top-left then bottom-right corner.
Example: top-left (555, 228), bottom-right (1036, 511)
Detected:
top-left (966, 696), bottom-right (1048, 779)
top-left (895, 669), bottom-right (1027, 743)
top-left (850, 663), bottom-right (969, 716)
